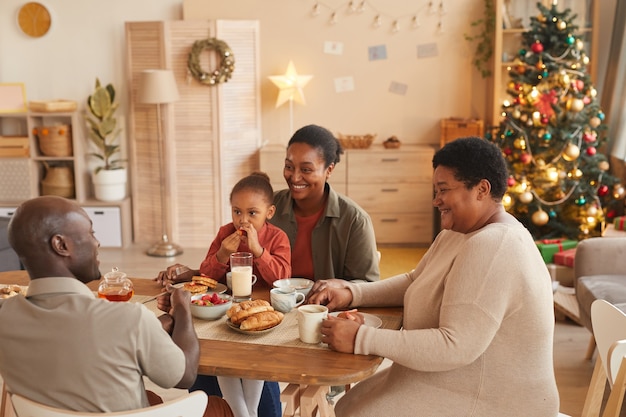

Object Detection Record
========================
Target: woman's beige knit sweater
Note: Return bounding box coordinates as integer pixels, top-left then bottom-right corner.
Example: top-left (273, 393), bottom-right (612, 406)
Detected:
top-left (335, 223), bottom-right (560, 417)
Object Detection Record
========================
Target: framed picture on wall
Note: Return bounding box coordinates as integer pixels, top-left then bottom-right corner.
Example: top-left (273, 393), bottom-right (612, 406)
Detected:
top-left (0, 83), bottom-right (27, 113)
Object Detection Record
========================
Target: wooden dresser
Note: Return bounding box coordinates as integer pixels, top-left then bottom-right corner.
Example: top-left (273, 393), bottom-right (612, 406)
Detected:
top-left (260, 144), bottom-right (434, 245)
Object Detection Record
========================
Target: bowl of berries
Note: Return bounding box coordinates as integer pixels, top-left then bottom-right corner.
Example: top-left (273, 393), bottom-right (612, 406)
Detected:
top-left (190, 292), bottom-right (233, 320)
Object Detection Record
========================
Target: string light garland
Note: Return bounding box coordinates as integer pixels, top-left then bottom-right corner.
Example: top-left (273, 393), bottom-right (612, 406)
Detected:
top-left (309, 0), bottom-right (444, 33)
top-left (187, 38), bottom-right (235, 86)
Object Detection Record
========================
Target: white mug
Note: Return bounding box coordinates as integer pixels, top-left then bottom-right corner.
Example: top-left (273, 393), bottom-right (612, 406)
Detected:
top-left (297, 304), bottom-right (328, 344)
top-left (270, 288), bottom-right (305, 313)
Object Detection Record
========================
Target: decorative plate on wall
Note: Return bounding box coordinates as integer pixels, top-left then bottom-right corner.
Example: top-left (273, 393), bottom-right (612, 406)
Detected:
top-left (17, 2), bottom-right (51, 38)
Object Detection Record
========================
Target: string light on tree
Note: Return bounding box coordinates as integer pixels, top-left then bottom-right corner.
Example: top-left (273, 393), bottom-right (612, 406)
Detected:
top-left (489, 1), bottom-right (624, 240)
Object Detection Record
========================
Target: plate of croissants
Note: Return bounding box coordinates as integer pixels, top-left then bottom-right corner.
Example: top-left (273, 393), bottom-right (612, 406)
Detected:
top-left (225, 299), bottom-right (284, 335)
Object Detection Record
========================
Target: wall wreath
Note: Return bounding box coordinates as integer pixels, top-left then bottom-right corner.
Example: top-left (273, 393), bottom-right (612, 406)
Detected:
top-left (187, 38), bottom-right (235, 85)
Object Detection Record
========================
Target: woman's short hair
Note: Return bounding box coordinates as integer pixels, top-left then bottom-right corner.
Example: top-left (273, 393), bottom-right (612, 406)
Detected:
top-left (230, 171), bottom-right (274, 204)
top-left (288, 124), bottom-right (344, 168)
top-left (432, 136), bottom-right (508, 199)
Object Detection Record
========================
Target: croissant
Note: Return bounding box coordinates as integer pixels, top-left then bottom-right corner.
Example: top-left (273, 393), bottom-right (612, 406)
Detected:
top-left (239, 311), bottom-right (284, 331)
top-left (228, 300), bottom-right (274, 325)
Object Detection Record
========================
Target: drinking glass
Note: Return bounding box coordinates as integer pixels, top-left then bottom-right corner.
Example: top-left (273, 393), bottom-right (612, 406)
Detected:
top-left (230, 252), bottom-right (256, 301)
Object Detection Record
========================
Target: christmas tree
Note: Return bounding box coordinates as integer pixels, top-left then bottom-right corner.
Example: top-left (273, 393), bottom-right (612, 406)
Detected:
top-left (490, 1), bottom-right (624, 240)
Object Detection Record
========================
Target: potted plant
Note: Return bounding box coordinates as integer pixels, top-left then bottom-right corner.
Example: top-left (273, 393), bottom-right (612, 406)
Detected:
top-left (86, 78), bottom-right (127, 201)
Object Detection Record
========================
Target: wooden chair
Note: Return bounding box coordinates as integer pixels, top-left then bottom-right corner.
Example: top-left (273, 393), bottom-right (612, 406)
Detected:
top-left (581, 299), bottom-right (626, 417)
top-left (9, 391), bottom-right (208, 417)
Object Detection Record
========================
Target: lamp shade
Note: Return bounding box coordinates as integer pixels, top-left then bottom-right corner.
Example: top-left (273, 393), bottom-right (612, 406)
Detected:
top-left (137, 69), bottom-right (179, 104)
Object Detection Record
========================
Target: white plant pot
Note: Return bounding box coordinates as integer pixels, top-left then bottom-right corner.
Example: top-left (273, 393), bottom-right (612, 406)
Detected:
top-left (93, 169), bottom-right (127, 201)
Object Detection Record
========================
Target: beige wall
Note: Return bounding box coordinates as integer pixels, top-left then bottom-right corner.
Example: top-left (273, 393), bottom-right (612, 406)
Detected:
top-left (0, 0), bottom-right (614, 149)
top-left (0, 0), bottom-right (486, 150)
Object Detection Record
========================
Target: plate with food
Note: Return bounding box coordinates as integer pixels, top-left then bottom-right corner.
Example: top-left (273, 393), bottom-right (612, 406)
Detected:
top-left (175, 276), bottom-right (227, 294)
top-left (225, 299), bottom-right (284, 335)
top-left (0, 284), bottom-right (27, 299)
top-left (330, 310), bottom-right (382, 328)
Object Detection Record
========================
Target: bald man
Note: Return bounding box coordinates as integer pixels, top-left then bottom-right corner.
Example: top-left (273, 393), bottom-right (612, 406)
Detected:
top-left (0, 196), bottom-right (209, 412)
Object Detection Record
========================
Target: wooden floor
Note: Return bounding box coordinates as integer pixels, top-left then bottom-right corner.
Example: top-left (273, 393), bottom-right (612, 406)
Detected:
top-left (98, 244), bottom-right (601, 416)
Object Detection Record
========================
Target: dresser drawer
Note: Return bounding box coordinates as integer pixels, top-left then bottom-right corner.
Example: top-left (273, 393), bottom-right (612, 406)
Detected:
top-left (370, 212), bottom-right (433, 244)
top-left (349, 183), bottom-right (432, 214)
top-left (347, 150), bottom-right (432, 184)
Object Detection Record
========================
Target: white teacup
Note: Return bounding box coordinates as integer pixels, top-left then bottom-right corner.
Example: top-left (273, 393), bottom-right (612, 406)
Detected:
top-left (297, 304), bottom-right (328, 344)
top-left (270, 288), bottom-right (305, 313)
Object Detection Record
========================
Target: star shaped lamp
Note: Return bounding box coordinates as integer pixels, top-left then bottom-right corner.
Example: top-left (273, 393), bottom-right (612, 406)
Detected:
top-left (268, 61), bottom-right (313, 134)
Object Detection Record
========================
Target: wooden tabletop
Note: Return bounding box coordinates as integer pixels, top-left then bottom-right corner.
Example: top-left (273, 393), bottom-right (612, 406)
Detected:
top-left (0, 270), bottom-right (403, 386)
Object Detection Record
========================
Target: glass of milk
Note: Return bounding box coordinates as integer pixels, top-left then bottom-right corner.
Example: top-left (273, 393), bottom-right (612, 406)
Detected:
top-left (230, 252), bottom-right (257, 301)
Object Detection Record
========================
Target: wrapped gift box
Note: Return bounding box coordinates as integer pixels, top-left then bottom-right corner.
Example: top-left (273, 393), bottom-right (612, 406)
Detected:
top-left (554, 248), bottom-right (577, 268)
top-left (547, 263), bottom-right (575, 287)
top-left (614, 216), bottom-right (626, 231)
top-left (536, 239), bottom-right (578, 263)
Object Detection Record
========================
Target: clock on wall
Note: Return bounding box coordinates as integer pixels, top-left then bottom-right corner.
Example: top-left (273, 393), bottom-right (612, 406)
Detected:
top-left (17, 2), bottom-right (51, 38)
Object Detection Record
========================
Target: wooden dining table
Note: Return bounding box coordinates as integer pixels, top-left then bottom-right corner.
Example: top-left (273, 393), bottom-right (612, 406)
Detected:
top-left (0, 270), bottom-right (403, 417)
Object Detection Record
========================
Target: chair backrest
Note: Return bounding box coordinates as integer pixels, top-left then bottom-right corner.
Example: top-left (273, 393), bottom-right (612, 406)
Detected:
top-left (10, 391), bottom-right (208, 417)
top-left (591, 299), bottom-right (626, 387)
top-left (581, 300), bottom-right (626, 417)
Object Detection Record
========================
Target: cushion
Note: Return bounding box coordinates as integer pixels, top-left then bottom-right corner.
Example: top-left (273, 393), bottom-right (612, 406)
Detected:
top-left (576, 274), bottom-right (626, 330)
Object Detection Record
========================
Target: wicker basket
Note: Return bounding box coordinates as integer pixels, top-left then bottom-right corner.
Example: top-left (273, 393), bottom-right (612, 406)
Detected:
top-left (41, 163), bottom-right (75, 198)
top-left (34, 124), bottom-right (73, 157)
top-left (337, 133), bottom-right (376, 149)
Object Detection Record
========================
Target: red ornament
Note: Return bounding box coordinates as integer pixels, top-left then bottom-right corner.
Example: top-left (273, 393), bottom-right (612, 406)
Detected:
top-left (541, 116), bottom-right (549, 124)
top-left (503, 147), bottom-right (512, 156)
top-left (607, 210), bottom-right (617, 220)
top-left (531, 41), bottom-right (544, 53)
top-left (598, 185), bottom-right (609, 197)
top-left (586, 147), bottom-right (597, 156)
top-left (583, 132), bottom-right (596, 143)
top-left (519, 152), bottom-right (532, 164)
top-left (507, 177), bottom-right (516, 187)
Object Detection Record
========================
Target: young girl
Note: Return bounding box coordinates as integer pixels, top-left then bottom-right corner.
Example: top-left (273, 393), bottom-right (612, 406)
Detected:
top-left (156, 171), bottom-right (291, 417)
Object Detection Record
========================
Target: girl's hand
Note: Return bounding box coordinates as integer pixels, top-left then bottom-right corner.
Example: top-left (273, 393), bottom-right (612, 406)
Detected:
top-left (216, 231), bottom-right (241, 263)
top-left (239, 223), bottom-right (263, 258)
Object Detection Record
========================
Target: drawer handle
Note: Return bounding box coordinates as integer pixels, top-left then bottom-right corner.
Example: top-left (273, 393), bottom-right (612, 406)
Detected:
top-left (381, 188), bottom-right (399, 193)
top-left (380, 218), bottom-right (399, 223)
top-left (94, 211), bottom-right (105, 215)
top-left (381, 158), bottom-right (399, 162)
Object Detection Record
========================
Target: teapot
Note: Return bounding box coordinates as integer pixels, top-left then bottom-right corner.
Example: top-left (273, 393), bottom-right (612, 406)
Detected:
top-left (97, 267), bottom-right (134, 302)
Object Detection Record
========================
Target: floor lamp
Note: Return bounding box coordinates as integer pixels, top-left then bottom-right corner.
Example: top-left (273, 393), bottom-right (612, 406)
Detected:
top-left (138, 69), bottom-right (183, 257)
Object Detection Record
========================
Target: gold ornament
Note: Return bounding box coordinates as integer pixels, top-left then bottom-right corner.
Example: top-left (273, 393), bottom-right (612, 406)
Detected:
top-left (557, 20), bottom-right (566, 30)
top-left (502, 193), bottom-right (513, 210)
top-left (613, 184), bottom-right (625, 199)
top-left (598, 160), bottom-right (610, 171)
top-left (519, 191), bottom-right (534, 204)
top-left (538, 13), bottom-right (546, 23)
top-left (513, 138), bottom-right (526, 149)
top-left (587, 206), bottom-right (598, 217)
top-left (512, 109), bottom-right (521, 119)
top-left (532, 209), bottom-right (549, 226)
top-left (590, 88), bottom-right (597, 98)
top-left (589, 116), bottom-right (601, 128)
top-left (562, 143), bottom-right (580, 161)
top-left (576, 39), bottom-right (584, 50)
top-left (187, 38), bottom-right (235, 85)
top-left (570, 98), bottom-right (584, 112)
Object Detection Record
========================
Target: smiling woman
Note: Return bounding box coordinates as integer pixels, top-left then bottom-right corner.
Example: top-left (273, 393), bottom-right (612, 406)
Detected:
top-left (269, 124), bottom-right (380, 283)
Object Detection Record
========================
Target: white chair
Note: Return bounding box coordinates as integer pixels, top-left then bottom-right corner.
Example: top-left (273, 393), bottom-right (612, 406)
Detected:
top-left (581, 299), bottom-right (626, 417)
top-left (10, 390), bottom-right (208, 417)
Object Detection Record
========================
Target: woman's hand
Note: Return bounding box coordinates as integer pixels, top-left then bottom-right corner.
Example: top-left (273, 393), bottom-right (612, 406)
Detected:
top-left (154, 264), bottom-right (195, 286)
top-left (321, 315), bottom-right (360, 353)
top-left (307, 281), bottom-right (353, 311)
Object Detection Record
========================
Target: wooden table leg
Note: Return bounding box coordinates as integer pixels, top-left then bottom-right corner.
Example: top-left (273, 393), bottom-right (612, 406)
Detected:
top-left (280, 384), bottom-right (301, 417)
top-left (301, 385), bottom-right (335, 417)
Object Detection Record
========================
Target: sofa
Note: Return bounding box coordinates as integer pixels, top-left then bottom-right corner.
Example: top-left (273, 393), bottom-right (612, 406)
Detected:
top-left (0, 217), bottom-right (20, 272)
top-left (575, 236), bottom-right (626, 358)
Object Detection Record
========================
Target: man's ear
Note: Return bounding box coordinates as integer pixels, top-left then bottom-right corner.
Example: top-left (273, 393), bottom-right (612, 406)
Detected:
top-left (50, 234), bottom-right (70, 256)
top-left (266, 205), bottom-right (276, 220)
top-left (477, 179), bottom-right (492, 200)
